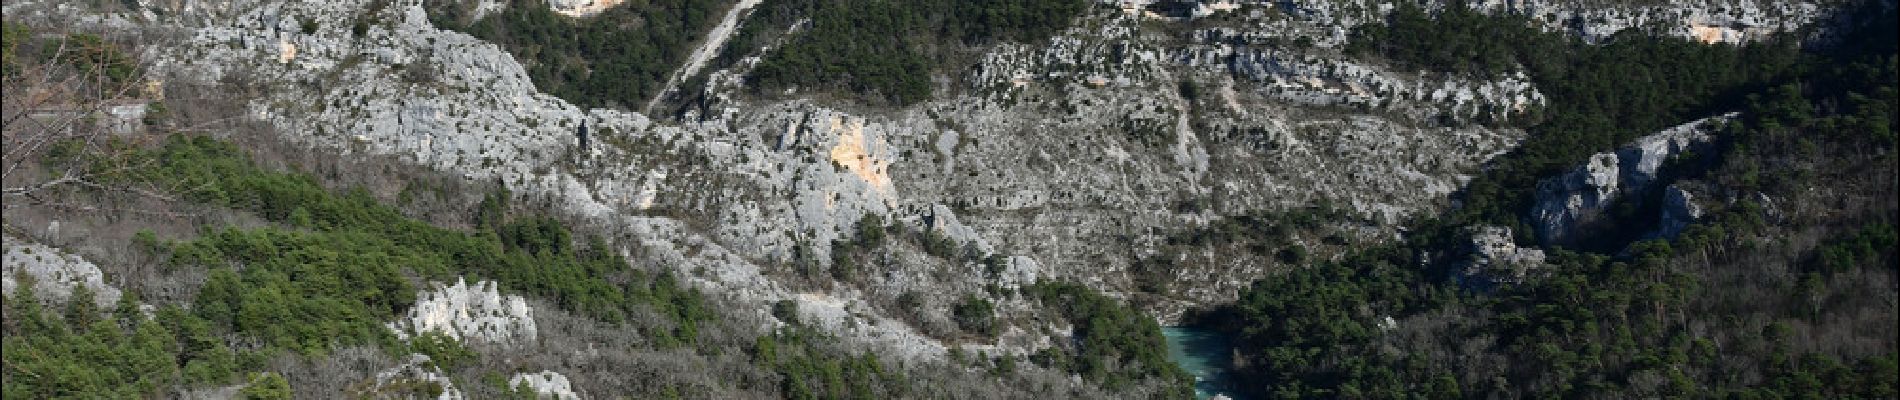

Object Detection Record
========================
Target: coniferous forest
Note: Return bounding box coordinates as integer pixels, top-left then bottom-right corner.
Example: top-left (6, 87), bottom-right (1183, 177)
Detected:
top-left (1201, 4), bottom-right (1898, 398)
top-left (2, 0), bottom-right (1895, 398)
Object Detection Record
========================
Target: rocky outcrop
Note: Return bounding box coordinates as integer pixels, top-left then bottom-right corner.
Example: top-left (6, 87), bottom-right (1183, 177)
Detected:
top-left (1649, 185), bottom-right (1705, 240)
top-left (1173, 30), bottom-right (1547, 122)
top-left (46, 0), bottom-right (1824, 366)
top-left (1101, 0), bottom-right (1830, 46)
top-left (549, 0), bottom-right (622, 17)
top-left (390, 278), bottom-right (537, 345)
top-left (508, 371), bottom-right (580, 400)
top-left (1456, 226), bottom-right (1547, 289)
top-left (365, 354), bottom-right (465, 400)
top-left (643, 0), bottom-right (763, 113)
top-left (2, 236), bottom-right (120, 308)
top-left (1531, 114), bottom-right (1730, 246)
top-left (923, 204), bottom-right (997, 259)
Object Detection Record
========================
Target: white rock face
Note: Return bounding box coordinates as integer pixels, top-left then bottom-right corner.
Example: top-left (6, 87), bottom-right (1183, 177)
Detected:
top-left (371, 354), bottom-right (465, 400)
top-left (1650, 185), bottom-right (1705, 240)
top-left (508, 371), bottom-right (580, 399)
top-left (1457, 226), bottom-right (1547, 289)
top-left (1503, 0), bottom-right (1820, 44)
top-left (1104, 0), bottom-right (1830, 46)
top-left (1531, 114), bottom-right (1731, 246)
top-left (391, 278), bottom-right (537, 345)
top-left (1171, 36), bottom-right (1547, 123)
top-left (2, 236), bottom-right (120, 308)
top-left (69, 0), bottom-right (1831, 362)
top-left (549, 0), bottom-right (622, 17)
top-left (787, 290), bottom-right (951, 360)
top-left (924, 204), bottom-right (995, 257)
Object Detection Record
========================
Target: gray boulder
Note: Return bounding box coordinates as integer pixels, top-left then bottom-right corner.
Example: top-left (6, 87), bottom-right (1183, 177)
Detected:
top-left (2, 236), bottom-right (121, 308)
top-left (508, 371), bottom-right (580, 400)
top-left (1456, 226), bottom-right (1546, 289)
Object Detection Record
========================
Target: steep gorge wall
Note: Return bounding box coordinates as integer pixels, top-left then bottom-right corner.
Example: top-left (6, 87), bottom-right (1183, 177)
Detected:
top-left (2, 0), bottom-right (1839, 365)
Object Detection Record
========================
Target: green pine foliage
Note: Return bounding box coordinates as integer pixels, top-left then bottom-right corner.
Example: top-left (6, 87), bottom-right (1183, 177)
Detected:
top-left (50, 33), bottom-right (139, 86)
top-left (1208, 4), bottom-right (1899, 399)
top-left (739, 0), bottom-right (1087, 105)
top-left (1815, 223), bottom-right (1898, 274)
top-left (1206, 247), bottom-right (1437, 399)
top-left (1025, 282), bottom-right (1193, 397)
top-left (426, 0), bottom-right (1086, 107)
top-left (752, 325), bottom-right (906, 400)
top-left (950, 295), bottom-right (996, 337)
top-left (2, 286), bottom-right (183, 399)
top-left (7, 134), bottom-right (722, 395)
top-left (8, 133), bottom-right (962, 398)
top-left (1, 23), bottom-right (139, 87)
top-left (1352, 3), bottom-right (1803, 237)
top-left (427, 0), bottom-right (730, 109)
top-left (117, 135), bottom-right (714, 351)
top-left (238, 372), bottom-right (293, 399)
top-left (1, 22), bottom-right (25, 77)
top-left (407, 331), bottom-right (479, 371)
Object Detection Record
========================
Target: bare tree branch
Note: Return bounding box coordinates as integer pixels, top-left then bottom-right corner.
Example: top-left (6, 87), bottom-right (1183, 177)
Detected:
top-left (2, 25), bottom-right (172, 211)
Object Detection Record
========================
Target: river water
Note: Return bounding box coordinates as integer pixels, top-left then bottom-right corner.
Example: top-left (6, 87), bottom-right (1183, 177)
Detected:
top-left (1161, 326), bottom-right (1243, 399)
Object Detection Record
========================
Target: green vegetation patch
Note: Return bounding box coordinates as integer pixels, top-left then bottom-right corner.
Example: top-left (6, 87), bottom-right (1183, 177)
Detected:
top-left (129, 136), bottom-right (714, 350)
top-left (1025, 282), bottom-right (1193, 396)
top-left (1351, 3), bottom-right (1803, 239)
top-left (3, 288), bottom-right (183, 398)
top-left (424, 0), bottom-right (1086, 107)
top-left (736, 0), bottom-right (1087, 105)
top-left (1205, 5), bottom-right (1899, 399)
top-left (753, 311), bottom-right (908, 400)
top-left (3, 22), bottom-right (139, 88)
top-left (6, 134), bottom-right (717, 396)
top-left (428, 0), bottom-right (731, 109)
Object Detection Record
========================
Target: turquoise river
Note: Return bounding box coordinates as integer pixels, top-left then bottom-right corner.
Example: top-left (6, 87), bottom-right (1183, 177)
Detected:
top-left (1161, 326), bottom-right (1243, 399)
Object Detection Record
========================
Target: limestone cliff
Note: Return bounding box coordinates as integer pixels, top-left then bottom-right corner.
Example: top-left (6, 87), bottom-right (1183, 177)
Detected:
top-left (1, 0), bottom-right (1835, 367)
top-left (390, 278), bottom-right (538, 345)
top-left (1531, 114), bottom-right (1731, 246)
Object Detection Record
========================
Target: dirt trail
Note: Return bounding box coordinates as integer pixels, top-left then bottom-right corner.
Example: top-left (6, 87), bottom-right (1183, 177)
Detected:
top-left (644, 0), bottom-right (764, 113)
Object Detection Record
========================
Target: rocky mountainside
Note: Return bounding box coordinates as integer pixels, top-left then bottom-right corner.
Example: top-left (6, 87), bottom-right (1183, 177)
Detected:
top-left (5, 0), bottom-right (1843, 360)
top-left (3, 0), bottom-right (1884, 398)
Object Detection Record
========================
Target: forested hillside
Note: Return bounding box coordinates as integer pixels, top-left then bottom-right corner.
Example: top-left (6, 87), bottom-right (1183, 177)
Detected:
top-left (737, 0), bottom-right (1088, 105)
top-left (1200, 3), bottom-right (1899, 398)
top-left (426, 0), bottom-right (1086, 109)
top-left (1354, 3), bottom-right (1806, 241)
top-left (0, 22), bottom-right (1183, 397)
top-left (3, 132), bottom-right (1179, 398)
top-left (8, 133), bottom-right (778, 397)
top-left (4, 0), bottom-right (1893, 398)
top-left (427, 0), bottom-right (731, 109)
